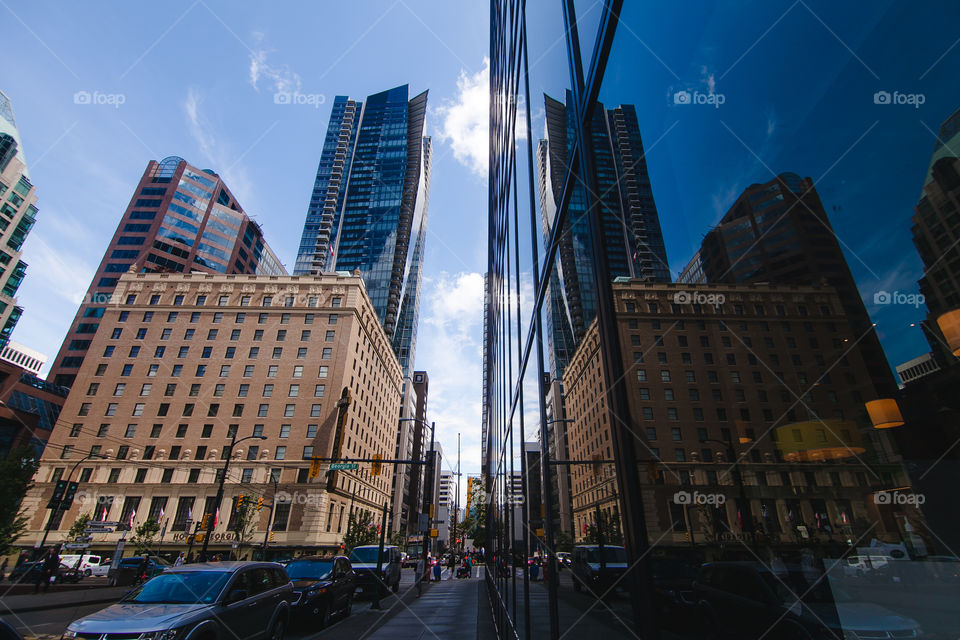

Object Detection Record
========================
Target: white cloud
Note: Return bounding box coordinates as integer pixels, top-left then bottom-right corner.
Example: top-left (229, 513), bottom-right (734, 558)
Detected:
top-left (248, 47), bottom-right (302, 95)
top-left (437, 58), bottom-right (528, 177)
top-left (416, 271), bottom-right (485, 495)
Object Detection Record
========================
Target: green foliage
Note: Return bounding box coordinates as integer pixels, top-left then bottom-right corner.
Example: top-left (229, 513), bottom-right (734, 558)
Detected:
top-left (67, 513), bottom-right (94, 540)
top-left (554, 530), bottom-right (574, 553)
top-left (389, 530), bottom-right (407, 548)
top-left (0, 448), bottom-right (39, 556)
top-left (464, 481), bottom-right (488, 549)
top-left (231, 498), bottom-right (259, 558)
top-left (131, 517), bottom-right (161, 555)
top-left (343, 510), bottom-right (378, 551)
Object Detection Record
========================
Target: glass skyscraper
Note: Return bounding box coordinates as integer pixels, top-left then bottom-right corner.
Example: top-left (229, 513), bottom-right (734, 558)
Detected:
top-left (295, 85), bottom-right (431, 376)
top-left (538, 91), bottom-right (670, 377)
top-left (0, 90), bottom-right (39, 348)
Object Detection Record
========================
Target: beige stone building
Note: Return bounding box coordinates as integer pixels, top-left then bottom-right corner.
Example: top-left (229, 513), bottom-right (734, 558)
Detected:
top-left (20, 271), bottom-right (403, 556)
top-left (563, 281), bottom-right (916, 552)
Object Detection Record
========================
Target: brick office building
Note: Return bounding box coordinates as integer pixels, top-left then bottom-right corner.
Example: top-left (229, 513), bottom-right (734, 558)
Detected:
top-left (20, 271), bottom-right (402, 556)
top-left (563, 281), bottom-right (920, 554)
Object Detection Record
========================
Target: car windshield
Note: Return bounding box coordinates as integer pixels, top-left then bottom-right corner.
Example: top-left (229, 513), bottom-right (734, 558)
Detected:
top-left (759, 571), bottom-right (845, 605)
top-left (121, 571), bottom-right (230, 604)
top-left (585, 548), bottom-right (628, 563)
top-left (350, 548), bottom-right (387, 563)
top-left (286, 560), bottom-right (334, 581)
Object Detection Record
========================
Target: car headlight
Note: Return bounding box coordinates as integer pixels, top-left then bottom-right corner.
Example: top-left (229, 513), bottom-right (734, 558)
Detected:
top-left (61, 631), bottom-right (77, 640)
top-left (139, 628), bottom-right (184, 640)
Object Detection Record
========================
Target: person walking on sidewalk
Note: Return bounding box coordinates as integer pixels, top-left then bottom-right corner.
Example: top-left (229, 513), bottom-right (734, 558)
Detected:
top-left (432, 559), bottom-right (441, 582)
top-left (415, 556), bottom-right (426, 597)
top-left (173, 552), bottom-right (185, 567)
top-left (447, 554), bottom-right (456, 580)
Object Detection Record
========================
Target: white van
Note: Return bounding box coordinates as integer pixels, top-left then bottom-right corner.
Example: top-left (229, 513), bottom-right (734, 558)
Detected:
top-left (60, 554), bottom-right (103, 576)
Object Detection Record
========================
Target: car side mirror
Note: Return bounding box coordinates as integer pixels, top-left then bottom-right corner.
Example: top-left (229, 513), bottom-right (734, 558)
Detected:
top-left (225, 589), bottom-right (248, 605)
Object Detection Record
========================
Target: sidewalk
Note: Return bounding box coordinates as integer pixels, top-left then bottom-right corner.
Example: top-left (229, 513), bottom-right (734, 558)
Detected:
top-left (363, 568), bottom-right (491, 640)
top-left (0, 586), bottom-right (128, 615)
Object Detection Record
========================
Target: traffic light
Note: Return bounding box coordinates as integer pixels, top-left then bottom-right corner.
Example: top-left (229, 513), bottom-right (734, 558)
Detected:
top-left (201, 514), bottom-right (211, 530)
top-left (371, 453), bottom-right (382, 476)
top-left (257, 497), bottom-right (264, 511)
top-left (268, 531), bottom-right (275, 542)
top-left (194, 532), bottom-right (206, 543)
top-left (237, 494), bottom-right (245, 508)
top-left (309, 458), bottom-right (322, 479)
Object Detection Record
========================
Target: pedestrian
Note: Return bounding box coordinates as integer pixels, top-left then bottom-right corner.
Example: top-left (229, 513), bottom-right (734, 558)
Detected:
top-left (415, 555), bottom-right (426, 597)
top-left (433, 559), bottom-right (441, 582)
top-left (447, 553), bottom-right (456, 580)
top-left (173, 552), bottom-right (185, 567)
top-left (39, 549), bottom-right (59, 593)
top-left (137, 556), bottom-right (150, 585)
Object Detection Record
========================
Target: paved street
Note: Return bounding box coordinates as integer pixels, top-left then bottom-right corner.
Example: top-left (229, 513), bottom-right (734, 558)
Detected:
top-left (0, 566), bottom-right (491, 640)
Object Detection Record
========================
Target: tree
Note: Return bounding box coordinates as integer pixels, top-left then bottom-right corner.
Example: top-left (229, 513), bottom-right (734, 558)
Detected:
top-left (465, 482), bottom-right (488, 549)
top-left (231, 498), bottom-right (259, 559)
top-left (0, 448), bottom-right (39, 556)
top-left (67, 513), bottom-right (94, 540)
top-left (554, 530), bottom-right (574, 553)
top-left (389, 530), bottom-right (407, 548)
top-left (131, 518), bottom-right (161, 555)
top-left (343, 510), bottom-right (378, 551)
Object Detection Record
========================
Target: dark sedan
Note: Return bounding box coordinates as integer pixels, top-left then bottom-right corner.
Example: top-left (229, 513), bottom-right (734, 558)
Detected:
top-left (286, 556), bottom-right (356, 628)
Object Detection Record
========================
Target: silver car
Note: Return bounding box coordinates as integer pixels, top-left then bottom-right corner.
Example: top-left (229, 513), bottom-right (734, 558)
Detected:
top-left (63, 562), bottom-right (293, 640)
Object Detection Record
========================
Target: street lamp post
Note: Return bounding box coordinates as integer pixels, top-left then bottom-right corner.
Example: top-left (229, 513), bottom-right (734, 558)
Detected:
top-left (200, 432), bottom-right (266, 560)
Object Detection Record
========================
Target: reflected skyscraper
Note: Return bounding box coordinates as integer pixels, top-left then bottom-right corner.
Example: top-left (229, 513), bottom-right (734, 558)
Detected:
top-left (295, 85), bottom-right (431, 376)
top-left (538, 91), bottom-right (670, 377)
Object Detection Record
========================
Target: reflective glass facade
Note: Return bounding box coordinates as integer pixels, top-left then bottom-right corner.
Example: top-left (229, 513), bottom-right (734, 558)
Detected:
top-left (487, 3), bottom-right (960, 640)
top-left (296, 85), bottom-right (431, 377)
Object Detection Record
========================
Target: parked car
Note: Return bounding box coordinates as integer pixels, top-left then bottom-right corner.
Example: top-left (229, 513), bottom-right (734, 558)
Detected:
top-left (693, 561), bottom-right (922, 639)
top-left (285, 556), bottom-right (356, 627)
top-left (402, 551), bottom-right (419, 568)
top-left (571, 545), bottom-right (628, 596)
top-left (107, 555), bottom-right (170, 586)
top-left (7, 560), bottom-right (82, 584)
top-left (650, 557), bottom-right (698, 617)
top-left (60, 554), bottom-right (104, 577)
top-left (556, 552), bottom-right (571, 568)
top-left (63, 562), bottom-right (293, 640)
top-left (349, 545), bottom-right (402, 595)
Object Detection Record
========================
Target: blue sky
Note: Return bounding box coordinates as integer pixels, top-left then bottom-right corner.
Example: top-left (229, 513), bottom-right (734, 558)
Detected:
top-left (3, 1), bottom-right (958, 489)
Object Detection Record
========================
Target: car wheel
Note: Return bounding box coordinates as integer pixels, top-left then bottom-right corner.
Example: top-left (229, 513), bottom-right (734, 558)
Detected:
top-left (343, 598), bottom-right (352, 618)
top-left (269, 616), bottom-right (286, 640)
top-left (321, 604), bottom-right (333, 628)
top-left (84, 569), bottom-right (92, 577)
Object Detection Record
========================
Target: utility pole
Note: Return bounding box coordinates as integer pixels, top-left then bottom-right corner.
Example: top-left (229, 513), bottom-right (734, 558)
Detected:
top-left (201, 432), bottom-right (266, 559)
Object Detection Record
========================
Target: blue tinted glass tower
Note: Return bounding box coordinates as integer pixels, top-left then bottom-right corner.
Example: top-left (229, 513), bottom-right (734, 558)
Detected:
top-left (538, 92), bottom-right (670, 377)
top-left (295, 85), bottom-right (431, 376)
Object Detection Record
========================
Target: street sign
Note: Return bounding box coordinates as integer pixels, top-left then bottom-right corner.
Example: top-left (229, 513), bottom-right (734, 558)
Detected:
top-left (74, 536), bottom-right (93, 543)
top-left (85, 526), bottom-right (113, 533)
top-left (95, 521), bottom-right (119, 526)
top-left (430, 529), bottom-right (438, 538)
top-left (63, 543), bottom-right (90, 550)
top-left (329, 463), bottom-right (358, 470)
